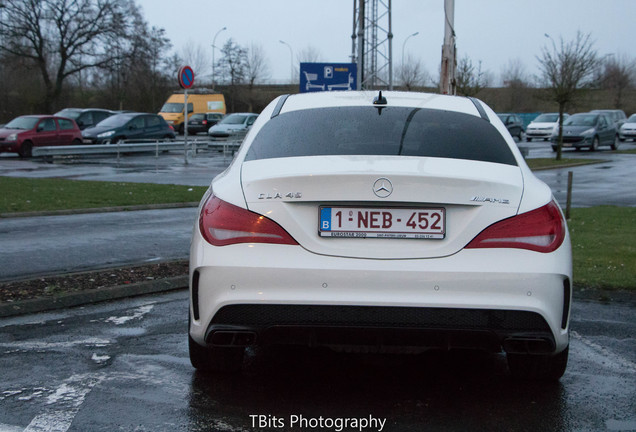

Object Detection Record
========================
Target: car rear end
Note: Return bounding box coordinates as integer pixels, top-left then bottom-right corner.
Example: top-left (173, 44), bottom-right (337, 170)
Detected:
top-left (189, 91), bottom-right (572, 379)
top-left (526, 122), bottom-right (556, 140)
top-left (619, 120), bottom-right (636, 141)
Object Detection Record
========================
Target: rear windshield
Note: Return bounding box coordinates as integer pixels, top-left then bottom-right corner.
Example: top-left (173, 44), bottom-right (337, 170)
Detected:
top-left (534, 114), bottom-right (559, 123)
top-left (245, 107), bottom-right (517, 166)
top-left (220, 114), bottom-right (248, 125)
top-left (55, 109), bottom-right (81, 120)
top-left (97, 114), bottom-right (135, 127)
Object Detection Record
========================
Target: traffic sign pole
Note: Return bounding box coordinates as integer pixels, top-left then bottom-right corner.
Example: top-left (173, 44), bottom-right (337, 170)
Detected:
top-left (184, 89), bottom-right (189, 165)
top-left (177, 65), bottom-right (195, 165)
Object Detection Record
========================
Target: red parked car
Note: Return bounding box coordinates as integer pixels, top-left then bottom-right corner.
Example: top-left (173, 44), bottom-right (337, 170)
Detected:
top-left (0, 115), bottom-right (83, 157)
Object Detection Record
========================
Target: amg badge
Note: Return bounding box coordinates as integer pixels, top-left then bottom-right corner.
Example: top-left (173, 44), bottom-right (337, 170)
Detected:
top-left (471, 196), bottom-right (510, 204)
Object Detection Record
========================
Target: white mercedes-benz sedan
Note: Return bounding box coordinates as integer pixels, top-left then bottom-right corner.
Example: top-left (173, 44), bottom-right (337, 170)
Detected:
top-left (189, 91), bottom-right (572, 380)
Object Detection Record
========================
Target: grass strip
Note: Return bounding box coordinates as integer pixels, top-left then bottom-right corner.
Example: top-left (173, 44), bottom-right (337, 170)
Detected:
top-left (0, 177), bottom-right (207, 213)
top-left (525, 158), bottom-right (606, 170)
top-left (1, 178), bottom-right (633, 291)
top-left (614, 148), bottom-right (636, 155)
top-left (569, 206), bottom-right (636, 291)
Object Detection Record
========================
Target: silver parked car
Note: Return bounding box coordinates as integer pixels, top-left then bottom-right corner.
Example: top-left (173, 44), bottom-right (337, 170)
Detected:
top-left (207, 113), bottom-right (258, 141)
top-left (618, 113), bottom-right (636, 142)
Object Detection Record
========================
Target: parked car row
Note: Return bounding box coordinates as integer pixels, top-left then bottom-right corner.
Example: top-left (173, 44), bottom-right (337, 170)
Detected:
top-left (550, 110), bottom-right (624, 151)
top-left (0, 110), bottom-right (177, 157)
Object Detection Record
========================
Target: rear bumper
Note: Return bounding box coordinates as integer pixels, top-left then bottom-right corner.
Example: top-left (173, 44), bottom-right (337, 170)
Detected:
top-left (189, 234), bottom-right (572, 355)
top-left (205, 305), bottom-right (557, 354)
top-left (526, 130), bottom-right (552, 139)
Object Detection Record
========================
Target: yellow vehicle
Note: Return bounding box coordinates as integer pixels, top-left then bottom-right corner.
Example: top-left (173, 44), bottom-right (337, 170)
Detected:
top-left (159, 93), bottom-right (226, 134)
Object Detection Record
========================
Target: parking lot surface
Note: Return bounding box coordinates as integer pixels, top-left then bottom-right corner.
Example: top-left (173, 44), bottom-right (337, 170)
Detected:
top-left (0, 290), bottom-right (633, 431)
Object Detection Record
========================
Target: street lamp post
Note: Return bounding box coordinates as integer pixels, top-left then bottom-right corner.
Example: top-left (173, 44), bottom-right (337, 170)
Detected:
top-left (212, 26), bottom-right (227, 91)
top-left (279, 40), bottom-right (294, 84)
top-left (544, 33), bottom-right (557, 51)
top-left (402, 31), bottom-right (419, 67)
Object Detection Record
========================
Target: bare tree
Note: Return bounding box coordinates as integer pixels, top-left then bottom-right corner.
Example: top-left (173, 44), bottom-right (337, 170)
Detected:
top-left (244, 43), bottom-right (271, 112)
top-left (501, 58), bottom-right (532, 112)
top-left (297, 45), bottom-right (324, 63)
top-left (0, 0), bottom-right (130, 112)
top-left (95, 4), bottom-right (172, 112)
top-left (246, 43), bottom-right (271, 86)
top-left (537, 32), bottom-right (598, 160)
top-left (180, 41), bottom-right (211, 84)
top-left (397, 54), bottom-right (430, 90)
top-left (501, 58), bottom-right (529, 88)
top-left (455, 55), bottom-right (488, 97)
top-left (216, 38), bottom-right (248, 111)
top-left (598, 55), bottom-right (635, 109)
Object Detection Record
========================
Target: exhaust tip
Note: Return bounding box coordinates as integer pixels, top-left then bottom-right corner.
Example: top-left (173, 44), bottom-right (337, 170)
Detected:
top-left (503, 337), bottom-right (554, 354)
top-left (209, 330), bottom-right (256, 347)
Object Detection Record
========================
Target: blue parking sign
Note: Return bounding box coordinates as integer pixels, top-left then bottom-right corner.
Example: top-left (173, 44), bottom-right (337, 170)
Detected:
top-left (300, 63), bottom-right (357, 93)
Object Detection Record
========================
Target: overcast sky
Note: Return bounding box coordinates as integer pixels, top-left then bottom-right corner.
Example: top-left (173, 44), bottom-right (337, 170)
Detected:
top-left (137, 0), bottom-right (636, 86)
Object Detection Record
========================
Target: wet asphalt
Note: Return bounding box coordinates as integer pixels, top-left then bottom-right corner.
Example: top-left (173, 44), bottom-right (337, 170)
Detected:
top-left (0, 290), bottom-right (634, 431)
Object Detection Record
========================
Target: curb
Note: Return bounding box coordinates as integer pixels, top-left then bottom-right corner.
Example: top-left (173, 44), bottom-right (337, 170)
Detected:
top-left (0, 202), bottom-right (199, 219)
top-left (0, 275), bottom-right (188, 318)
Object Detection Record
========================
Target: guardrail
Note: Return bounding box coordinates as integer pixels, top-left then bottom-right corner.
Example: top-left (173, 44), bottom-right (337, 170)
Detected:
top-left (31, 139), bottom-right (241, 158)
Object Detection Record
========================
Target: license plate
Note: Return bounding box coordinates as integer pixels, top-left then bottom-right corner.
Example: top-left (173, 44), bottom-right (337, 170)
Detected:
top-left (319, 206), bottom-right (445, 239)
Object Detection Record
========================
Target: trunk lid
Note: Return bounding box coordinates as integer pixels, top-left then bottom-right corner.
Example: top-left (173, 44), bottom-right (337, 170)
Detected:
top-left (241, 156), bottom-right (523, 259)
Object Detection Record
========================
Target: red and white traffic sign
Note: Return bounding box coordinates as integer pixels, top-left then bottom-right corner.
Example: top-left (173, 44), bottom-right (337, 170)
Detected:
top-left (178, 65), bottom-right (194, 89)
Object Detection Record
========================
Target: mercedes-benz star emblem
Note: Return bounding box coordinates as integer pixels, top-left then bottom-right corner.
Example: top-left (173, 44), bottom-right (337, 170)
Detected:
top-left (373, 178), bottom-right (393, 198)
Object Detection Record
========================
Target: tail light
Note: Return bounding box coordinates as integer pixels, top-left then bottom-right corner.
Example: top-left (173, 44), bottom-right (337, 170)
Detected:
top-left (202, 120), bottom-right (208, 125)
top-left (466, 200), bottom-right (565, 253)
top-left (199, 195), bottom-right (298, 246)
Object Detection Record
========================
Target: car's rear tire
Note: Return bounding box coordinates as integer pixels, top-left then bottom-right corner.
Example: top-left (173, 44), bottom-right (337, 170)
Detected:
top-left (19, 140), bottom-right (33, 158)
top-left (611, 134), bottom-right (620, 150)
top-left (551, 145), bottom-right (557, 152)
top-left (72, 139), bottom-right (82, 146)
top-left (507, 345), bottom-right (569, 381)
